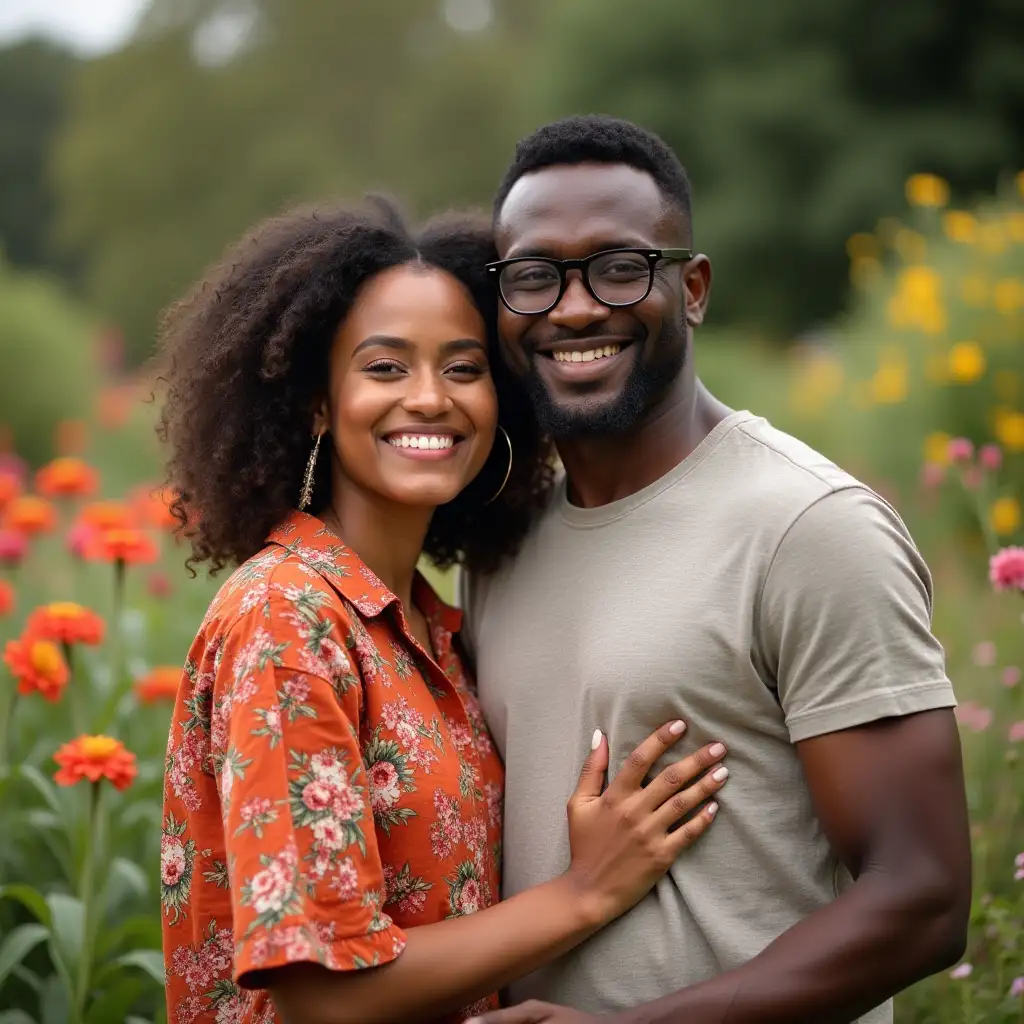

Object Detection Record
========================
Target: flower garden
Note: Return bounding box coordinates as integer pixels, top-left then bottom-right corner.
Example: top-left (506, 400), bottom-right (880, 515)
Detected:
top-left (0, 172), bottom-right (1022, 1023)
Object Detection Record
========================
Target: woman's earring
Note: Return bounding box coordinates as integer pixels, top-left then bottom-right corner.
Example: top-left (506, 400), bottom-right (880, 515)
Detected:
top-left (483, 426), bottom-right (513, 506)
top-left (298, 432), bottom-right (323, 511)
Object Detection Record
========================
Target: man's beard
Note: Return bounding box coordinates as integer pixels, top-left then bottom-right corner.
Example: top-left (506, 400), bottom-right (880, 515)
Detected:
top-left (524, 328), bottom-right (687, 439)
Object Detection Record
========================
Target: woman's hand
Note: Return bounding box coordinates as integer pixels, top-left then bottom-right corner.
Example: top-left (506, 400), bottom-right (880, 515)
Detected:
top-left (561, 721), bottom-right (727, 926)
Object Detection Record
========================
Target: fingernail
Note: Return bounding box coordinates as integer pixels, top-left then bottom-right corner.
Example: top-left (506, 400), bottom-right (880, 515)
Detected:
top-left (706, 801), bottom-right (719, 817)
top-left (668, 720), bottom-right (686, 736)
top-left (709, 742), bottom-right (726, 757)
top-left (591, 728), bottom-right (603, 750)
top-left (712, 765), bottom-right (729, 781)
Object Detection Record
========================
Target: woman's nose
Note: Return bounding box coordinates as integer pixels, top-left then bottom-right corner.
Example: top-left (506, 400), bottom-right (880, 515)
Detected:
top-left (402, 371), bottom-right (452, 416)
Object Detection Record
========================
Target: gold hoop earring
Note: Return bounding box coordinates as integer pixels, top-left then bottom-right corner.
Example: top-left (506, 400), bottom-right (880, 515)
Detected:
top-left (483, 426), bottom-right (512, 506)
top-left (298, 432), bottom-right (323, 511)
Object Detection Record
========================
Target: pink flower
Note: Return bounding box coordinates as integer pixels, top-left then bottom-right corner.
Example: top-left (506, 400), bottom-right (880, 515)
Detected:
top-left (949, 963), bottom-right (973, 980)
top-left (990, 547), bottom-right (1024, 592)
top-left (65, 521), bottom-right (97, 560)
top-left (333, 858), bottom-right (359, 899)
top-left (0, 529), bottom-right (27, 566)
top-left (979, 443), bottom-right (1003, 471)
top-left (302, 780), bottom-right (333, 813)
top-left (954, 701), bottom-right (993, 732)
top-left (972, 641), bottom-right (997, 667)
top-left (1008, 721), bottom-right (1024, 743)
top-left (240, 796), bottom-right (272, 823)
top-left (458, 878), bottom-right (482, 915)
top-left (1011, 977), bottom-right (1024, 997)
top-left (920, 462), bottom-right (946, 490)
top-left (1002, 666), bottom-right (1021, 688)
top-left (948, 438), bottom-right (974, 463)
top-left (368, 760), bottom-right (400, 810)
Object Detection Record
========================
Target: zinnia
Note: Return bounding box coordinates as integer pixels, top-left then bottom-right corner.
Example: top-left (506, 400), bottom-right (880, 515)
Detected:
top-left (3, 633), bottom-right (69, 701)
top-left (2, 496), bottom-right (56, 536)
top-left (53, 735), bottom-right (137, 791)
top-left (0, 528), bottom-right (28, 566)
top-left (0, 579), bottom-right (13, 617)
top-left (79, 501), bottom-right (136, 532)
top-left (135, 666), bottom-right (181, 704)
top-left (87, 527), bottom-right (158, 565)
top-left (28, 602), bottom-right (105, 646)
top-left (35, 457), bottom-right (98, 500)
top-left (989, 547), bottom-right (1024, 592)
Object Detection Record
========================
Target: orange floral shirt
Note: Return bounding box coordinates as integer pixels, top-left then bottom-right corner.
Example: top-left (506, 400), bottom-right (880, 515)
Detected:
top-left (160, 512), bottom-right (504, 1024)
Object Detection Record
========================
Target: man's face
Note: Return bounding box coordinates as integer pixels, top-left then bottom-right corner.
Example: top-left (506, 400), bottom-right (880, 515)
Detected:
top-left (494, 163), bottom-right (706, 438)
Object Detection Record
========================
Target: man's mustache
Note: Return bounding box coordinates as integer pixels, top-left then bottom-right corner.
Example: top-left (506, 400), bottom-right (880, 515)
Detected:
top-left (521, 325), bottom-right (648, 354)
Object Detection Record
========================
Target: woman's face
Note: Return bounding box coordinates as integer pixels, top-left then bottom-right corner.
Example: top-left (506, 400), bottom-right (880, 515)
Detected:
top-left (319, 264), bottom-right (497, 510)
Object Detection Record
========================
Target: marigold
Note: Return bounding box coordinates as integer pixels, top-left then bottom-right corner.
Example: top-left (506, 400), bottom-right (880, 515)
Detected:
top-left (28, 602), bottom-right (105, 646)
top-left (990, 497), bottom-right (1022, 537)
top-left (135, 666), bottom-right (181, 704)
top-left (2, 496), bottom-right (56, 535)
top-left (3, 633), bottom-right (69, 701)
top-left (87, 527), bottom-right (159, 565)
top-left (0, 579), bottom-right (13, 617)
top-left (35, 457), bottom-right (98, 500)
top-left (53, 735), bottom-right (137, 791)
top-left (0, 472), bottom-right (21, 509)
top-left (0, 528), bottom-right (28, 566)
top-left (942, 211), bottom-right (977, 244)
top-left (947, 341), bottom-right (986, 384)
top-left (905, 173), bottom-right (950, 208)
top-left (989, 547), bottom-right (1024, 592)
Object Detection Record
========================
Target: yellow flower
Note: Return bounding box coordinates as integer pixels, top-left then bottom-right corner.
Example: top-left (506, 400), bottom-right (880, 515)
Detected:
top-left (846, 233), bottom-right (878, 261)
top-left (924, 432), bottom-right (953, 466)
top-left (960, 275), bottom-right (988, 307)
top-left (905, 173), bottom-right (950, 208)
top-left (994, 409), bottom-right (1024, 452)
top-left (990, 497), bottom-right (1021, 536)
top-left (871, 362), bottom-right (908, 404)
top-left (942, 211), bottom-right (977, 243)
top-left (947, 341), bottom-right (986, 384)
top-left (993, 278), bottom-right (1022, 315)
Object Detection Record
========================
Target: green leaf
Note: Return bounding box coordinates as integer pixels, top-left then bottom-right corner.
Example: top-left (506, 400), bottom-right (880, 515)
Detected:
top-left (16, 766), bottom-right (61, 816)
top-left (103, 857), bottom-right (149, 918)
top-left (38, 973), bottom-right (70, 1024)
top-left (11, 963), bottom-right (42, 994)
top-left (0, 1010), bottom-right (39, 1024)
top-left (0, 924), bottom-right (49, 994)
top-left (0, 884), bottom-right (51, 925)
top-left (96, 914), bottom-right (161, 961)
top-left (84, 976), bottom-right (145, 1024)
top-left (44, 894), bottom-right (84, 995)
top-left (112, 949), bottom-right (165, 986)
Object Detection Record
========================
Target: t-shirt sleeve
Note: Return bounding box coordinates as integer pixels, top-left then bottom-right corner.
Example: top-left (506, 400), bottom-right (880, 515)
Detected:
top-left (756, 486), bottom-right (957, 743)
top-left (213, 602), bottom-right (406, 986)
top-left (454, 567), bottom-right (477, 665)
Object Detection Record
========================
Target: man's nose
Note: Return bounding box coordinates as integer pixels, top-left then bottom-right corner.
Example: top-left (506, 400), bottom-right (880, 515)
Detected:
top-left (546, 272), bottom-right (611, 331)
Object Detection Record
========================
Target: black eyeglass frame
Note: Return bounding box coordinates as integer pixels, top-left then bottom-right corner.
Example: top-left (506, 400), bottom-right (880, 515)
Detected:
top-left (485, 247), bottom-right (693, 315)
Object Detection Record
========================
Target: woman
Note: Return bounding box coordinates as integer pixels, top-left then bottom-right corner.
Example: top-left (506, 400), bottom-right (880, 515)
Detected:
top-left (157, 197), bottom-right (729, 1024)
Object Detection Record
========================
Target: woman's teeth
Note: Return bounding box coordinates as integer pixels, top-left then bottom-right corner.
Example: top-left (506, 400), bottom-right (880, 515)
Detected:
top-left (388, 435), bottom-right (455, 450)
top-left (551, 344), bottom-right (622, 363)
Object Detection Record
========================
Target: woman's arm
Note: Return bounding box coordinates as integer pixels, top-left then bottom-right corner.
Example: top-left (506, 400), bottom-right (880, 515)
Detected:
top-left (268, 725), bottom-right (728, 1024)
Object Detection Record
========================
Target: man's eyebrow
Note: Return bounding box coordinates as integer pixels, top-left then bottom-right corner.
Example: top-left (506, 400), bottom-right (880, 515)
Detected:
top-left (352, 335), bottom-right (486, 357)
top-left (503, 240), bottom-right (655, 261)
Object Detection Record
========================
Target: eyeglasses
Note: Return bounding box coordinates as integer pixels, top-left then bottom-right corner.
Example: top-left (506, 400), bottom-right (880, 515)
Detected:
top-left (485, 247), bottom-right (692, 316)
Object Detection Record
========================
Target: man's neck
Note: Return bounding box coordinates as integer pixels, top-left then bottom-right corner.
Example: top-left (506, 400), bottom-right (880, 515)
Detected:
top-left (557, 376), bottom-right (733, 510)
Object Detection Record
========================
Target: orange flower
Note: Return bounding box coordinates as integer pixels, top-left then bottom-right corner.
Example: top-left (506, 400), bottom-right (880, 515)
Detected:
top-left (87, 527), bottom-right (159, 565)
top-left (3, 633), bottom-right (69, 701)
top-left (0, 579), bottom-right (14, 617)
top-left (0, 472), bottom-right (21, 510)
top-left (135, 666), bottom-right (181, 704)
top-left (131, 485), bottom-right (178, 530)
top-left (27, 602), bottom-right (105, 646)
top-left (53, 735), bottom-right (137, 791)
top-left (79, 501), bottom-right (136, 531)
top-left (3, 496), bottom-right (56, 536)
top-left (35, 457), bottom-right (99, 499)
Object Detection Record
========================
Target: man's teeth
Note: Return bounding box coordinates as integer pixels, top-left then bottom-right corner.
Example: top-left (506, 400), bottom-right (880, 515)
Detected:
top-left (552, 344), bottom-right (622, 363)
top-left (388, 435), bottom-right (456, 449)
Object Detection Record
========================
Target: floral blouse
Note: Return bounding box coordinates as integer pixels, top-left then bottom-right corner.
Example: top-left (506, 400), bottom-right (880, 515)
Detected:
top-left (160, 511), bottom-right (505, 1024)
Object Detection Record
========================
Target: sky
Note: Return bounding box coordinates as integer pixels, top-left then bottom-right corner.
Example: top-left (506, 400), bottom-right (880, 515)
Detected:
top-left (0, 0), bottom-right (148, 55)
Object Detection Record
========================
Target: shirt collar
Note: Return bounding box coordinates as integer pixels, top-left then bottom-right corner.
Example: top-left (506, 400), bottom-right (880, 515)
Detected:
top-left (266, 510), bottom-right (462, 633)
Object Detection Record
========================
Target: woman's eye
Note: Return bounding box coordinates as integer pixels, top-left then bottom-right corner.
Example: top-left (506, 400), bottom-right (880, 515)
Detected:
top-left (446, 362), bottom-right (486, 377)
top-left (364, 360), bottom-right (405, 374)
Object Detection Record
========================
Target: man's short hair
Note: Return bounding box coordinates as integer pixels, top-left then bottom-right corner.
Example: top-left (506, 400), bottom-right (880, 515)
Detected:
top-left (493, 114), bottom-right (692, 235)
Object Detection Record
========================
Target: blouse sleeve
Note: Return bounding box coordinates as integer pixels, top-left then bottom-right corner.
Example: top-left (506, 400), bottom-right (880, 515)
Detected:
top-left (211, 595), bottom-right (406, 986)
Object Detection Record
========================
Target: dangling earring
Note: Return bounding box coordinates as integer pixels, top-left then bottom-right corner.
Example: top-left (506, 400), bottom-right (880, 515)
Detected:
top-left (483, 426), bottom-right (513, 506)
top-left (298, 432), bottom-right (323, 511)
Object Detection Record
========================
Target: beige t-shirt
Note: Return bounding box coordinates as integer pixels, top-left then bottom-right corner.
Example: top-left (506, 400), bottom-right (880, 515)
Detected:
top-left (459, 410), bottom-right (956, 1022)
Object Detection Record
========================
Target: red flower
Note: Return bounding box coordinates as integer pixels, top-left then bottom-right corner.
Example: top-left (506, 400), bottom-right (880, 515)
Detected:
top-left (990, 546), bottom-right (1024, 592)
top-left (2, 496), bottom-right (56, 536)
top-left (3, 633), bottom-right (69, 701)
top-left (53, 735), bottom-right (137, 791)
top-left (35, 457), bottom-right (98, 499)
top-left (0, 579), bottom-right (14, 617)
top-left (0, 472), bottom-right (21, 510)
top-left (0, 529), bottom-right (27, 567)
top-left (27, 602), bottom-right (105, 646)
top-left (79, 501), bottom-right (136, 531)
top-left (88, 527), bottom-right (159, 565)
top-left (135, 666), bottom-right (181, 704)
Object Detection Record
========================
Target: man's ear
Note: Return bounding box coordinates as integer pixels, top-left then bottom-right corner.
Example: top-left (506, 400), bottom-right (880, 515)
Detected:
top-left (683, 255), bottom-right (712, 327)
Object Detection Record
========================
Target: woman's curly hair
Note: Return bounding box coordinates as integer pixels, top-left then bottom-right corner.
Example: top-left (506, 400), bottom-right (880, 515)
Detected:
top-left (156, 195), bottom-right (555, 577)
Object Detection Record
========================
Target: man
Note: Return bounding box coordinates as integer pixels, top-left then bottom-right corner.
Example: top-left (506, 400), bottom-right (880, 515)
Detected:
top-left (460, 115), bottom-right (971, 1024)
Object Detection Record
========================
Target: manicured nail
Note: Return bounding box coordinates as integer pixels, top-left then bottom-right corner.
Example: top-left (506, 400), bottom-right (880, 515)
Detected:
top-left (712, 765), bottom-right (729, 782)
top-left (591, 728), bottom-right (603, 750)
top-left (706, 801), bottom-right (719, 817)
top-left (668, 720), bottom-right (686, 736)
top-left (709, 742), bottom-right (726, 758)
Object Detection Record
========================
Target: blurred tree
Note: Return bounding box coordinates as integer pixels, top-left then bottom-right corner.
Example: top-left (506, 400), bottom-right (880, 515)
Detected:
top-left (0, 39), bottom-right (78, 275)
top-left (52, 0), bottom-right (545, 365)
top-left (531, 0), bottom-right (1024, 339)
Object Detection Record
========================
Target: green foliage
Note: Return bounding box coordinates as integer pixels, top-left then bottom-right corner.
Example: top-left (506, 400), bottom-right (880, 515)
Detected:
top-left (530, 0), bottom-right (1024, 339)
top-left (0, 261), bottom-right (99, 467)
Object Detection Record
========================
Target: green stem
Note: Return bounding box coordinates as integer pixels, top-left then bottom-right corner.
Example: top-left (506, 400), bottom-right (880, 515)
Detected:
top-left (0, 690), bottom-right (16, 776)
top-left (75, 781), bottom-right (103, 1021)
top-left (111, 561), bottom-right (125, 692)
top-left (64, 641), bottom-right (85, 735)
